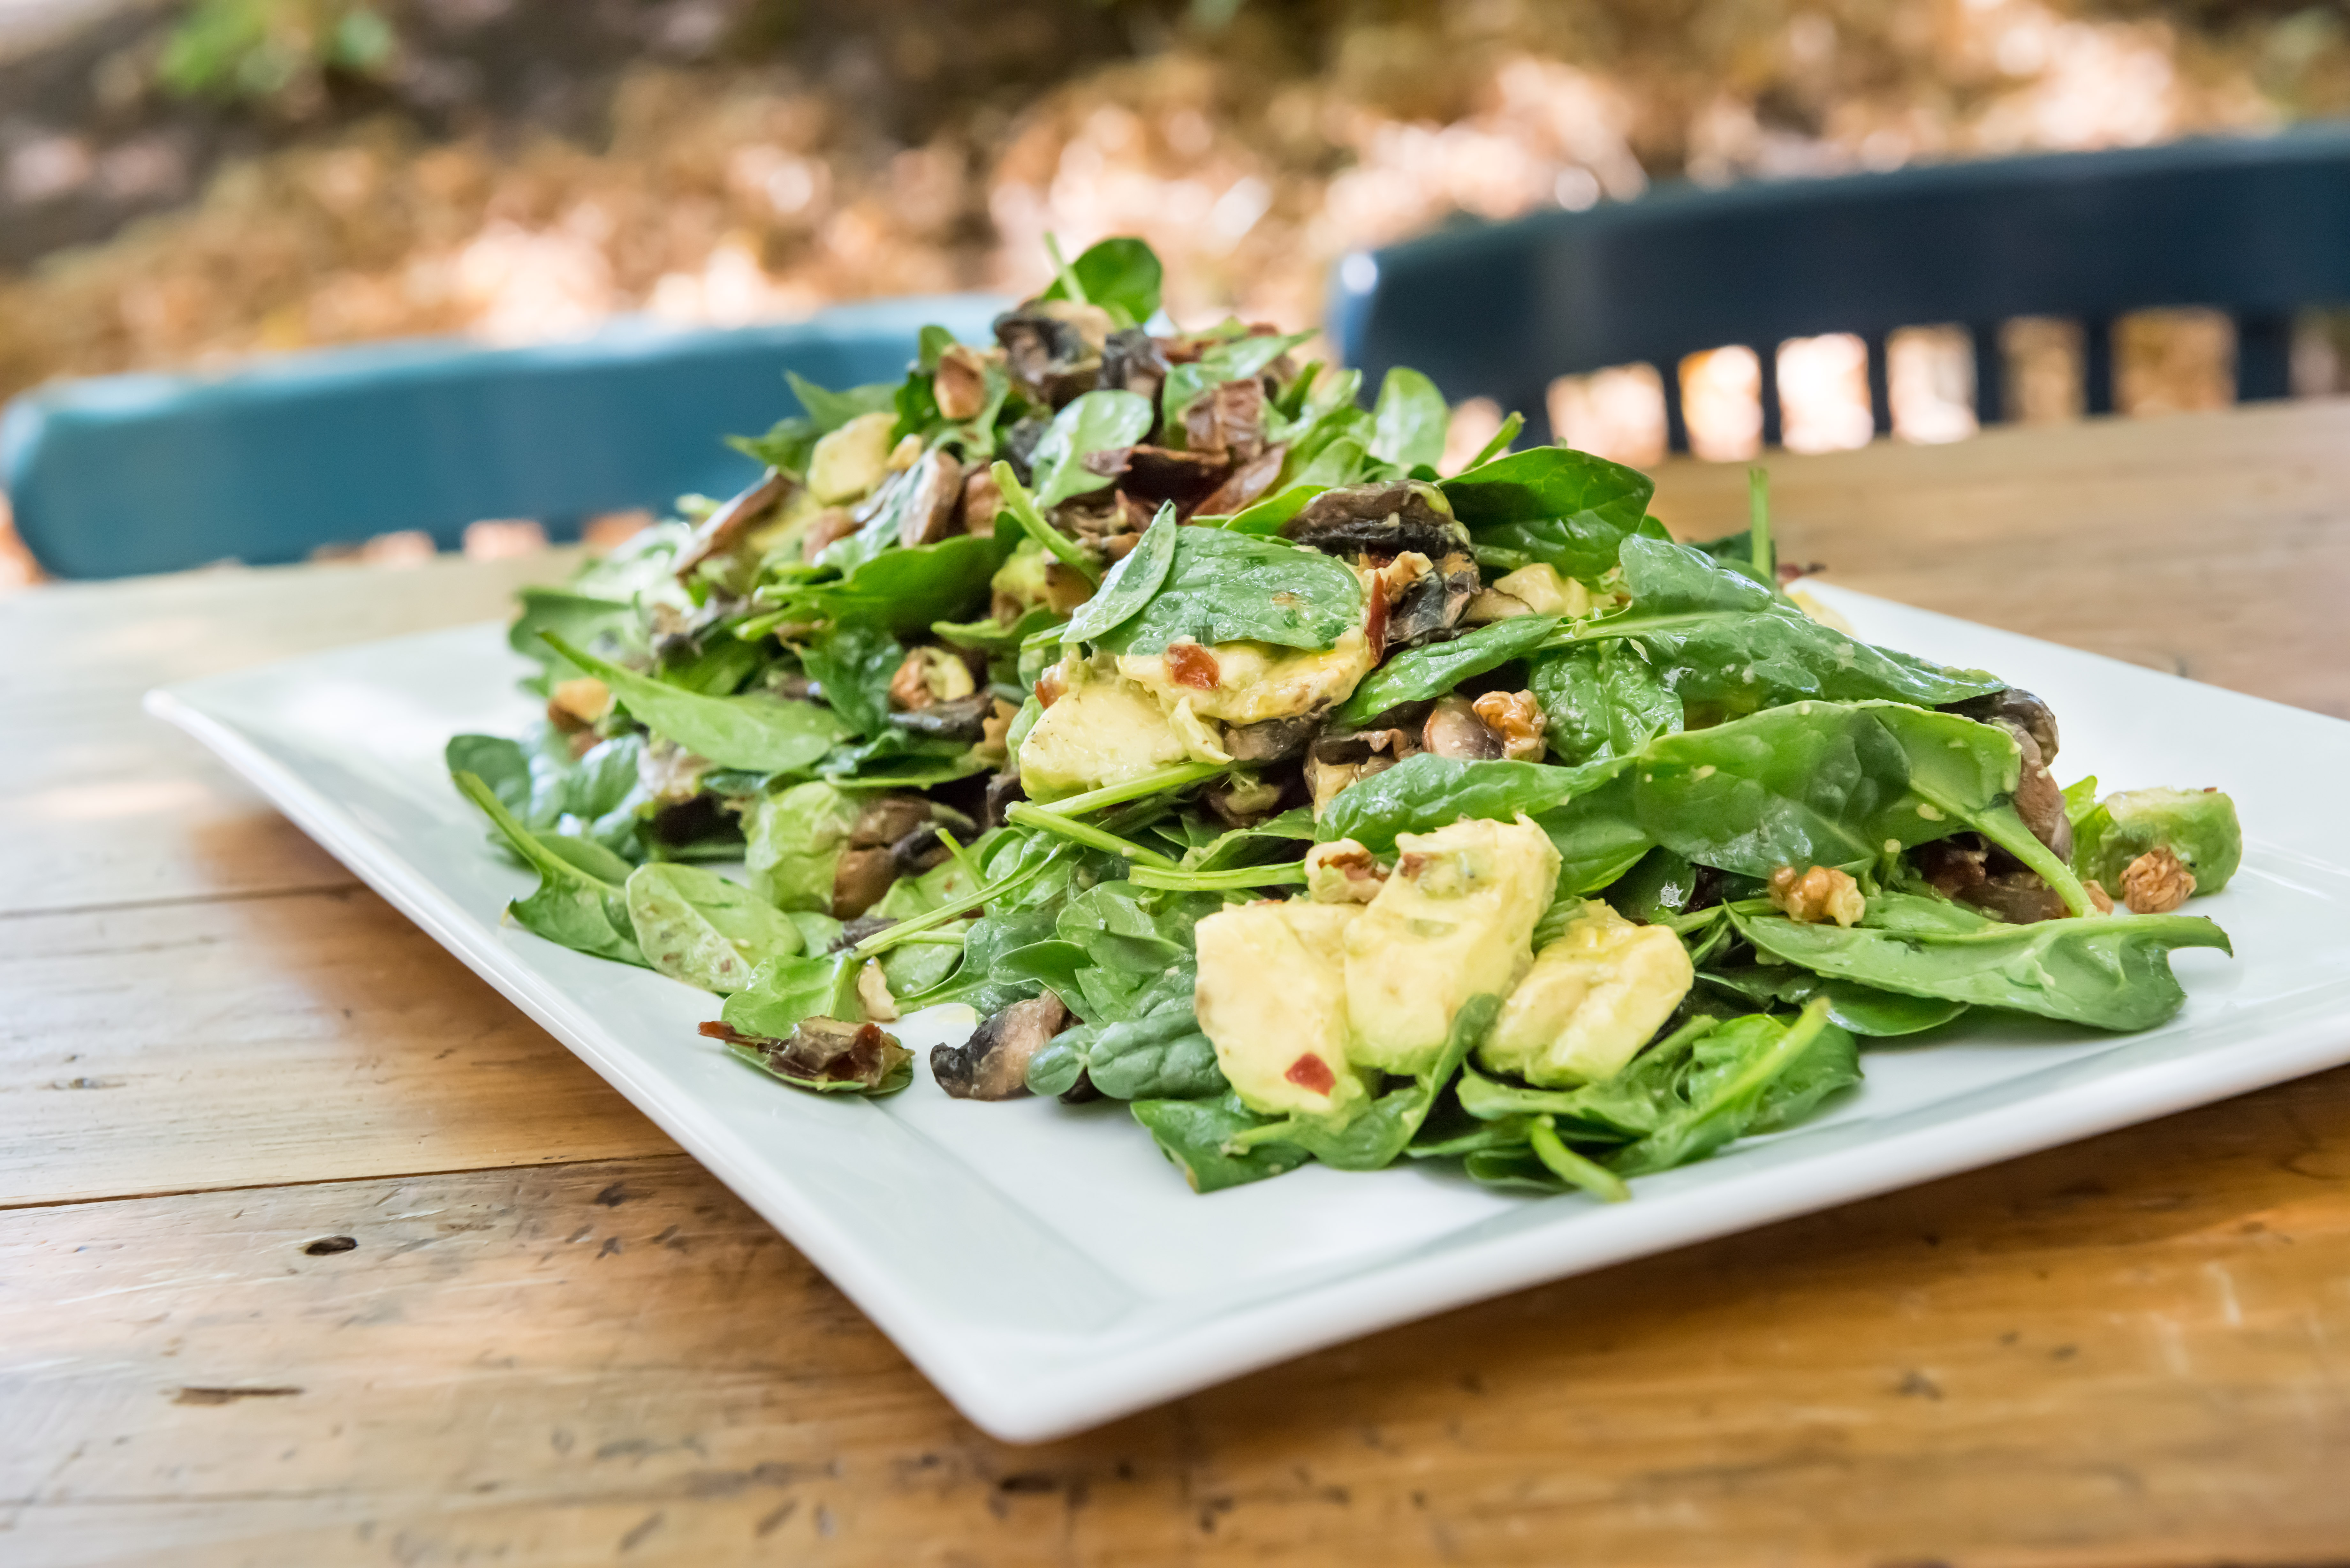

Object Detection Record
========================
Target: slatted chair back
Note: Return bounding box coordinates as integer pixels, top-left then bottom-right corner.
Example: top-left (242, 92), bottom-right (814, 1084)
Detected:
top-left (1328, 125), bottom-right (2350, 450)
top-left (0, 295), bottom-right (1003, 578)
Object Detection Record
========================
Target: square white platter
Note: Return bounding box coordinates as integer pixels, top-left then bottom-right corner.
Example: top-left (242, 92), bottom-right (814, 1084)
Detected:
top-left (148, 583), bottom-right (2350, 1443)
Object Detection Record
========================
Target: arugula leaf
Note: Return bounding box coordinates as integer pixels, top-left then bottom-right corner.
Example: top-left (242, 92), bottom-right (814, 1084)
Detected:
top-left (624, 862), bottom-right (804, 993)
top-left (1441, 446), bottom-right (1656, 580)
top-left (1030, 388), bottom-right (1155, 509)
top-left (452, 770), bottom-right (647, 967)
top-left (1062, 503), bottom-right (1178, 645)
top-left (1038, 236), bottom-right (1163, 328)
top-left (1730, 907), bottom-right (2233, 1031)
top-left (1529, 640), bottom-right (1682, 764)
top-left (542, 634), bottom-right (846, 773)
top-left (1333, 614), bottom-right (1561, 726)
top-left (1094, 526), bottom-right (1365, 655)
top-left (1369, 366), bottom-right (1449, 471)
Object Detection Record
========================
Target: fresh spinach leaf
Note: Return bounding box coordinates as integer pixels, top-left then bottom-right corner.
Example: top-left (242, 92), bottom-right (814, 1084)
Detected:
top-left (1094, 526), bottom-right (1365, 655)
top-left (1162, 329), bottom-right (1315, 428)
top-left (1195, 481), bottom-right (1327, 535)
top-left (721, 948), bottom-right (861, 1042)
top-left (452, 770), bottom-right (647, 968)
top-left (1268, 994), bottom-right (1501, 1171)
top-left (1039, 236), bottom-right (1163, 328)
top-left (1334, 614), bottom-right (1561, 726)
top-left (1528, 640), bottom-right (1681, 764)
top-left (1062, 503), bottom-right (1178, 645)
top-left (1608, 1001), bottom-right (1856, 1176)
top-left (1441, 446), bottom-right (1656, 581)
top-left (508, 587), bottom-right (640, 679)
top-left (1730, 907), bottom-right (2233, 1032)
top-left (786, 371), bottom-right (899, 433)
top-left (1030, 388), bottom-right (1155, 509)
top-left (624, 862), bottom-right (804, 993)
top-left (542, 634), bottom-right (846, 774)
top-left (1132, 1093), bottom-right (1312, 1193)
top-left (800, 621), bottom-right (902, 738)
top-left (1369, 366), bottom-right (1449, 472)
top-left (1698, 966), bottom-right (1968, 1037)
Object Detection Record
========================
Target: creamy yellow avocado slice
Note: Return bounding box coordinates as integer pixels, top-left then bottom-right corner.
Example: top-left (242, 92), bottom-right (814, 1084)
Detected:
top-left (1343, 817), bottom-right (1559, 1076)
top-left (1016, 656), bottom-right (1221, 800)
top-left (1193, 900), bottom-right (1374, 1120)
top-left (1116, 628), bottom-right (1375, 725)
top-left (1481, 901), bottom-right (1693, 1086)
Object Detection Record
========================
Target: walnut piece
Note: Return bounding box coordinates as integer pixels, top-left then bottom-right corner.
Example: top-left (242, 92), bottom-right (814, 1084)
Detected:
top-left (2121, 847), bottom-right (2196, 913)
top-left (1472, 690), bottom-right (1547, 761)
top-left (1769, 864), bottom-right (1867, 927)
top-left (2085, 878), bottom-right (2115, 915)
top-left (546, 675), bottom-right (611, 731)
top-left (934, 344), bottom-right (991, 421)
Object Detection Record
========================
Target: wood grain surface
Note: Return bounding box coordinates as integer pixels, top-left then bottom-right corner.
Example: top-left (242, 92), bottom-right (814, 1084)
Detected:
top-left (5, 403), bottom-right (2350, 1566)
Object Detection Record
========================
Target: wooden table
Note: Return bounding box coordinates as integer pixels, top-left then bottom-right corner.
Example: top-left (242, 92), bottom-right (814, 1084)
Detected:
top-left (8, 400), bottom-right (2350, 1566)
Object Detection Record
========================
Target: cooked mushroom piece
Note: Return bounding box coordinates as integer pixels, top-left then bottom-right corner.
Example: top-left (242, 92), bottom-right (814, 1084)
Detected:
top-left (1099, 327), bottom-right (1167, 407)
top-left (1182, 377), bottom-right (1266, 460)
top-left (1386, 554), bottom-right (1482, 648)
top-left (673, 468), bottom-right (791, 580)
top-left (888, 824), bottom-right (952, 879)
top-left (1224, 715), bottom-right (1316, 763)
top-left (831, 847), bottom-right (896, 919)
top-left (993, 310), bottom-right (1100, 406)
top-left (931, 993), bottom-right (1071, 1100)
top-left (1946, 687), bottom-right (2060, 764)
top-left (851, 794), bottom-right (934, 849)
top-left (887, 690), bottom-right (995, 743)
top-left (1193, 443), bottom-right (1287, 517)
top-left (896, 449), bottom-right (967, 548)
top-left (1083, 444), bottom-right (1230, 506)
top-left (1422, 695), bottom-right (1505, 760)
top-left (1284, 480), bottom-right (1470, 559)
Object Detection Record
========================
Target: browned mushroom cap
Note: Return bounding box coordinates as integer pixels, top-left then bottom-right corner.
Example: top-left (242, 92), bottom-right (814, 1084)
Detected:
top-left (1944, 688), bottom-right (2059, 765)
top-left (1421, 694), bottom-right (1505, 760)
top-left (896, 449), bottom-right (966, 548)
top-left (1193, 444), bottom-right (1287, 517)
top-left (931, 993), bottom-right (1071, 1100)
top-left (673, 468), bottom-right (792, 580)
top-left (1284, 481), bottom-right (1469, 558)
top-left (1099, 327), bottom-right (1168, 408)
top-left (994, 311), bottom-right (1099, 407)
top-left (699, 1016), bottom-right (908, 1090)
top-left (1081, 444), bottom-right (1229, 506)
top-left (1183, 377), bottom-right (1265, 461)
top-left (1224, 715), bottom-right (1316, 763)
top-left (1387, 554), bottom-right (1481, 648)
top-left (887, 691), bottom-right (995, 743)
top-left (831, 848), bottom-right (896, 919)
top-left (1999, 721), bottom-right (2072, 861)
top-left (851, 794), bottom-right (934, 848)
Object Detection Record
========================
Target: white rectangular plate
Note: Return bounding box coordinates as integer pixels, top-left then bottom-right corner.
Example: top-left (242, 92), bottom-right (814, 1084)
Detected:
top-left (149, 584), bottom-right (2350, 1442)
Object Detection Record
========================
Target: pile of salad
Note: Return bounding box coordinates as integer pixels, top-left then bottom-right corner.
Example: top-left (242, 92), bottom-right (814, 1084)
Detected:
top-left (448, 237), bottom-right (2240, 1199)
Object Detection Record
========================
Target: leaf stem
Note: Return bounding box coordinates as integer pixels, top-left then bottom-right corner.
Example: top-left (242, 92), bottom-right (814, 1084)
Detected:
top-left (1530, 1117), bottom-right (1632, 1202)
top-left (1024, 761), bottom-right (1228, 817)
top-left (1043, 232), bottom-right (1087, 305)
top-left (1909, 779), bottom-right (2096, 917)
top-left (850, 848), bottom-right (1066, 959)
top-left (1128, 862), bottom-right (1308, 892)
top-left (1004, 804), bottom-right (1180, 869)
top-left (991, 461), bottom-right (1102, 588)
top-left (1748, 465), bottom-right (1773, 581)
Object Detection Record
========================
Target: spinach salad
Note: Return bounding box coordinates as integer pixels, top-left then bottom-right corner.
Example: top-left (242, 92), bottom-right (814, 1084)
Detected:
top-left (449, 237), bottom-right (2240, 1198)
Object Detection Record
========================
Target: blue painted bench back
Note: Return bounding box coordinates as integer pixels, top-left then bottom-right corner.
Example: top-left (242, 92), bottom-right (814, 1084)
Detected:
top-left (0, 294), bottom-right (1004, 578)
top-left (1328, 124), bottom-right (2350, 450)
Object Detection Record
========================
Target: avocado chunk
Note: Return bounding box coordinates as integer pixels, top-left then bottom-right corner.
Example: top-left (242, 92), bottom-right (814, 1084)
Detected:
top-left (1342, 816), bottom-right (1559, 1075)
top-left (1193, 900), bottom-right (1375, 1120)
top-left (1115, 629), bottom-right (1375, 725)
top-left (1016, 660), bottom-right (1196, 800)
top-left (2072, 786), bottom-right (2241, 897)
top-left (806, 411), bottom-right (898, 504)
top-left (1480, 901), bottom-right (1694, 1086)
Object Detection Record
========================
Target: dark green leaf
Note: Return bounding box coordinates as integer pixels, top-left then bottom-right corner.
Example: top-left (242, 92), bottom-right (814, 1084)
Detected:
top-left (1062, 504), bottom-right (1178, 645)
top-left (1699, 966), bottom-right (1968, 1037)
top-left (1132, 1093), bottom-right (1311, 1193)
top-left (1161, 329), bottom-right (1315, 428)
top-left (1094, 526), bottom-right (1365, 655)
top-left (1441, 446), bottom-right (1656, 580)
top-left (1334, 614), bottom-right (1561, 726)
top-left (1039, 236), bottom-right (1163, 327)
top-left (451, 770), bottom-right (646, 968)
top-left (624, 862), bottom-right (803, 993)
top-left (785, 371), bottom-right (899, 433)
top-left (1369, 366), bottom-right (1449, 471)
top-left (1528, 640), bottom-right (1681, 764)
top-left (1031, 389), bottom-right (1156, 509)
top-left (541, 634), bottom-right (846, 774)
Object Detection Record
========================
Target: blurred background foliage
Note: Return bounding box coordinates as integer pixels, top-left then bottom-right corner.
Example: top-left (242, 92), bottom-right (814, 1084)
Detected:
top-left (2, 0), bottom-right (2347, 413)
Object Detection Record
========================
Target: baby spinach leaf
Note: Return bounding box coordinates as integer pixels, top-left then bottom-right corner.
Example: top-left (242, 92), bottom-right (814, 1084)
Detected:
top-left (1586, 537), bottom-right (2006, 709)
top-left (1062, 503), bottom-right (1178, 645)
top-left (625, 862), bottom-right (804, 993)
top-left (720, 949), bottom-right (861, 1043)
top-left (1194, 481), bottom-right (1327, 535)
top-left (1730, 907), bottom-right (2233, 1032)
top-left (1609, 1001), bottom-right (1855, 1177)
top-left (1276, 994), bottom-right (1501, 1171)
top-left (542, 634), bottom-right (847, 773)
top-left (447, 733), bottom-right (535, 819)
top-left (769, 530), bottom-right (1018, 638)
top-left (1030, 388), bottom-right (1155, 509)
top-left (786, 371), bottom-right (898, 433)
top-left (1132, 1094), bottom-right (1310, 1193)
top-left (1533, 772), bottom-right (1655, 894)
top-left (1529, 641), bottom-right (1681, 764)
top-left (1079, 993), bottom-right (1226, 1100)
top-left (508, 587), bottom-right (641, 677)
top-left (1698, 966), bottom-right (1968, 1037)
top-left (1369, 366), bottom-right (1449, 472)
top-left (1318, 754), bottom-right (1602, 854)
top-left (1441, 446), bottom-right (1656, 580)
top-left (800, 621), bottom-right (902, 738)
top-left (1292, 435), bottom-right (1371, 490)
top-left (1334, 614), bottom-right (1561, 726)
top-left (1094, 526), bottom-right (1365, 655)
top-left (1039, 236), bottom-right (1163, 328)
top-left (452, 770), bottom-right (646, 968)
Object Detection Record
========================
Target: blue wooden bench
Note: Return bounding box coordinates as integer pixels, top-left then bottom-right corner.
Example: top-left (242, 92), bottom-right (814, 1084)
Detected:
top-left (0, 295), bottom-right (1003, 578)
top-left (1328, 124), bottom-right (2350, 450)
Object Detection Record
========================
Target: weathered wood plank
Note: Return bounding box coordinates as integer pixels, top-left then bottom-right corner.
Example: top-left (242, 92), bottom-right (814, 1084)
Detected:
top-left (1649, 398), bottom-right (2350, 717)
top-left (4, 1064), bottom-right (2348, 1566)
top-left (0, 886), bottom-right (674, 1207)
top-left (0, 551), bottom-right (576, 917)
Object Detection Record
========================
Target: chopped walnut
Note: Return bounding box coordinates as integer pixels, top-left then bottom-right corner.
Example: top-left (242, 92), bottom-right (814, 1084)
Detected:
top-left (961, 469), bottom-right (1004, 538)
top-left (978, 697), bottom-right (1020, 761)
top-left (1769, 864), bottom-right (1867, 927)
top-left (2121, 847), bottom-right (2196, 913)
top-left (1305, 839), bottom-right (1388, 904)
top-left (545, 675), bottom-right (611, 731)
top-left (2085, 878), bottom-right (2116, 915)
top-left (856, 959), bottom-right (900, 1023)
top-left (1472, 690), bottom-right (1547, 761)
top-left (934, 344), bottom-right (991, 421)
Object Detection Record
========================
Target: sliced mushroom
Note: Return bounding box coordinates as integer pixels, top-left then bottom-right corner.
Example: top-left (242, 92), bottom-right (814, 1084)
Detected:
top-left (983, 769), bottom-right (1027, 828)
top-left (998, 415), bottom-right (1050, 483)
top-left (1193, 443), bottom-right (1287, 517)
top-left (2000, 720), bottom-right (2073, 862)
top-left (896, 449), bottom-right (967, 548)
top-left (1224, 715), bottom-right (1316, 763)
top-left (699, 1017), bottom-right (908, 1091)
top-left (831, 848), bottom-right (896, 919)
top-left (1945, 687), bottom-right (2059, 764)
top-left (887, 690), bottom-right (995, 743)
top-left (852, 794), bottom-right (935, 848)
top-left (1183, 376), bottom-right (1266, 461)
top-left (994, 310), bottom-right (1100, 407)
top-left (1099, 327), bottom-right (1167, 407)
top-left (674, 468), bottom-right (792, 580)
top-left (888, 824), bottom-right (952, 880)
top-left (1387, 554), bottom-right (1482, 648)
top-left (1083, 443), bottom-right (1230, 506)
top-left (932, 993), bottom-right (1071, 1100)
top-left (800, 506), bottom-right (860, 562)
top-left (1284, 480), bottom-right (1470, 559)
top-left (1421, 695), bottom-right (1505, 760)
